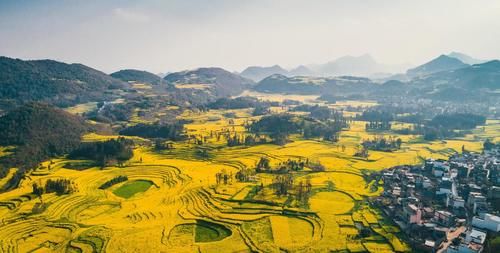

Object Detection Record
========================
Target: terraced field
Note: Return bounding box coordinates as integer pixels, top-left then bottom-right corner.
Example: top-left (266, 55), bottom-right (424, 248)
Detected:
top-left (0, 104), bottom-right (497, 253)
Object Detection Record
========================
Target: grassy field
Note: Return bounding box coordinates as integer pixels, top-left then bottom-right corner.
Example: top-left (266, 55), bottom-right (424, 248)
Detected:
top-left (113, 180), bottom-right (154, 199)
top-left (0, 98), bottom-right (498, 252)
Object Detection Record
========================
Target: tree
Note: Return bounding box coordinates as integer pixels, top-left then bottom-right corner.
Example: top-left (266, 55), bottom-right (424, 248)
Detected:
top-left (273, 174), bottom-right (294, 196)
top-left (256, 157), bottom-right (271, 172)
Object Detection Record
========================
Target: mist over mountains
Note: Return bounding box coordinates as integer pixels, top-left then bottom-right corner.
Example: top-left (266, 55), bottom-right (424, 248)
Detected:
top-left (240, 54), bottom-right (412, 81)
top-left (239, 52), bottom-right (491, 82)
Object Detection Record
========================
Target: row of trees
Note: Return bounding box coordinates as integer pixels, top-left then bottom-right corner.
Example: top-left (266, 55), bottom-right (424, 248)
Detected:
top-left (119, 122), bottom-right (185, 140)
top-left (226, 134), bottom-right (267, 147)
top-left (365, 121), bottom-right (392, 131)
top-left (32, 179), bottom-right (76, 196)
top-left (255, 157), bottom-right (325, 174)
top-left (99, 175), bottom-right (128, 189)
top-left (215, 169), bottom-right (233, 185)
top-left (361, 136), bottom-right (402, 152)
top-left (271, 175), bottom-right (313, 207)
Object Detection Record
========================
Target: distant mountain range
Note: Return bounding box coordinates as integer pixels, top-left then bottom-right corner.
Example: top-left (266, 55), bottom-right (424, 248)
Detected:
top-left (253, 57), bottom-right (500, 102)
top-left (240, 52), bottom-right (488, 82)
top-left (240, 54), bottom-right (411, 81)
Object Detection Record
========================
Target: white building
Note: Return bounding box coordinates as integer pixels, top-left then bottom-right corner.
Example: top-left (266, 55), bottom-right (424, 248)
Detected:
top-left (472, 213), bottom-right (500, 232)
top-left (465, 229), bottom-right (486, 245)
top-left (446, 195), bottom-right (465, 209)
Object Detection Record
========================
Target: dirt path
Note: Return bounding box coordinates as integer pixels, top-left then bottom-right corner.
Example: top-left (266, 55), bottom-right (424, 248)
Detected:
top-left (437, 226), bottom-right (465, 253)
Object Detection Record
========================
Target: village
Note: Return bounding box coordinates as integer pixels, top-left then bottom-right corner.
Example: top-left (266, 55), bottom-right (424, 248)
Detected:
top-left (374, 141), bottom-right (500, 253)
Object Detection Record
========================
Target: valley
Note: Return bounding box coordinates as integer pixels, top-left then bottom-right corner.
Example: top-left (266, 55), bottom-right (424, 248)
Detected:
top-left (0, 90), bottom-right (497, 252)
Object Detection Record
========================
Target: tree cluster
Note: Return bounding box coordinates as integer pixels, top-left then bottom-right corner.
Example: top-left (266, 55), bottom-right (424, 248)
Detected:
top-left (87, 102), bottom-right (135, 123)
top-left (484, 139), bottom-right (499, 151)
top-left (365, 121), bottom-right (392, 131)
top-left (216, 169), bottom-right (233, 185)
top-left (32, 178), bottom-right (76, 196)
top-left (429, 113), bottom-right (486, 130)
top-left (357, 110), bottom-right (394, 122)
top-left (207, 96), bottom-right (275, 110)
top-left (361, 136), bottom-right (402, 152)
top-left (255, 157), bottom-right (325, 174)
top-left (272, 174), bottom-right (294, 196)
top-left (249, 113), bottom-right (347, 145)
top-left (119, 122), bottom-right (185, 140)
top-left (99, 175), bottom-right (128, 190)
top-left (295, 179), bottom-right (313, 207)
top-left (235, 168), bottom-right (257, 182)
top-left (226, 134), bottom-right (266, 147)
top-left (68, 137), bottom-right (134, 167)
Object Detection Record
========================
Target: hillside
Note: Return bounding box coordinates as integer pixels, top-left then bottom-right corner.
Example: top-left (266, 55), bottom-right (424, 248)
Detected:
top-left (240, 65), bottom-right (289, 82)
top-left (0, 57), bottom-right (127, 108)
top-left (448, 52), bottom-right (486, 65)
top-left (406, 55), bottom-right (469, 77)
top-left (254, 74), bottom-right (376, 95)
top-left (253, 59), bottom-right (500, 102)
top-left (289, 65), bottom-right (315, 76)
top-left (164, 67), bottom-right (254, 96)
top-left (407, 60), bottom-right (500, 101)
top-left (110, 69), bottom-right (164, 85)
top-left (0, 103), bottom-right (88, 185)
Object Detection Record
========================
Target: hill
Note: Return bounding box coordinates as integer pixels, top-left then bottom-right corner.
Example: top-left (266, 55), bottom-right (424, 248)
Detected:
top-left (310, 54), bottom-right (386, 77)
top-left (288, 65), bottom-right (315, 76)
top-left (411, 60), bottom-right (500, 89)
top-left (240, 65), bottom-right (289, 82)
top-left (110, 69), bottom-right (164, 85)
top-left (0, 103), bottom-right (89, 188)
top-left (448, 52), bottom-right (486, 65)
top-left (406, 55), bottom-right (469, 77)
top-left (254, 74), bottom-right (376, 95)
top-left (0, 56), bottom-right (127, 108)
top-left (164, 67), bottom-right (254, 96)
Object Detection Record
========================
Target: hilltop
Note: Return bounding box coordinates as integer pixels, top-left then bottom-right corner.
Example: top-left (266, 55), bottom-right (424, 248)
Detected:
top-left (240, 65), bottom-right (289, 82)
top-left (164, 67), bottom-right (255, 97)
top-left (406, 55), bottom-right (469, 77)
top-left (111, 69), bottom-right (164, 85)
top-left (0, 56), bottom-right (127, 109)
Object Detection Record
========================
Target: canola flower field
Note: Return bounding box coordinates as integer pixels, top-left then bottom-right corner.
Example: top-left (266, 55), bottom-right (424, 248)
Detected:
top-left (0, 100), bottom-right (497, 253)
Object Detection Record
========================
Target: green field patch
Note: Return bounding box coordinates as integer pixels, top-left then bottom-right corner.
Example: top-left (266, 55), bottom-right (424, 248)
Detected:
top-left (194, 220), bottom-right (232, 243)
top-left (112, 180), bottom-right (154, 199)
top-left (242, 217), bottom-right (277, 252)
top-left (63, 161), bottom-right (96, 170)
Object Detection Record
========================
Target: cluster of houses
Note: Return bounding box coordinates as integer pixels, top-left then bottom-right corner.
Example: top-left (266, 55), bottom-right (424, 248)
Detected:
top-left (373, 145), bottom-right (500, 252)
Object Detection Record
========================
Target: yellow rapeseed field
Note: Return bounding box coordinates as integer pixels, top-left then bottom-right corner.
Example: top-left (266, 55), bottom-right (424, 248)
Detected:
top-left (0, 103), bottom-right (497, 252)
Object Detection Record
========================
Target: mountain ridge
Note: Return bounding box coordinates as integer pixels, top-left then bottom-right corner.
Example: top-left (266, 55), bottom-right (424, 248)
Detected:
top-left (0, 56), bottom-right (127, 109)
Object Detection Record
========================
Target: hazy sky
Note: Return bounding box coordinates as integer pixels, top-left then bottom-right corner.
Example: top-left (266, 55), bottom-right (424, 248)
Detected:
top-left (1, 0), bottom-right (500, 73)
